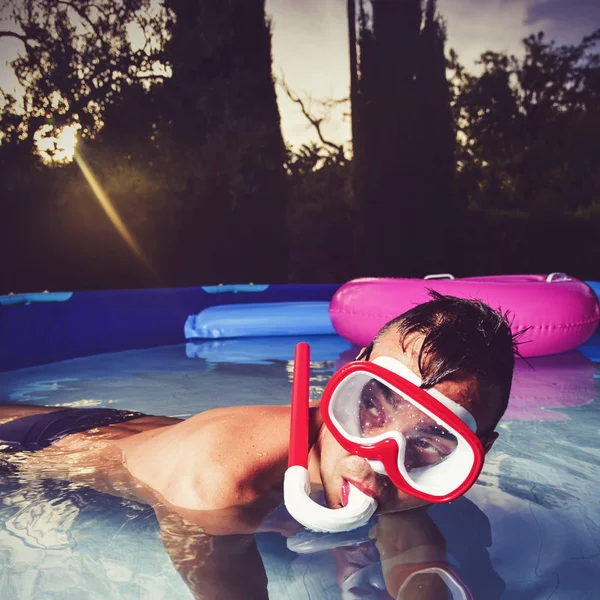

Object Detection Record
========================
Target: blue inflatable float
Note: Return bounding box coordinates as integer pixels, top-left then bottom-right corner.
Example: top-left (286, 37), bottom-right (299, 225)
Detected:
top-left (185, 302), bottom-right (335, 339)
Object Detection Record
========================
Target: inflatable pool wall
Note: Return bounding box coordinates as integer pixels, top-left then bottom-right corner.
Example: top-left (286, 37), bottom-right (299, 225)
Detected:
top-left (329, 275), bottom-right (600, 358)
top-left (0, 284), bottom-right (339, 371)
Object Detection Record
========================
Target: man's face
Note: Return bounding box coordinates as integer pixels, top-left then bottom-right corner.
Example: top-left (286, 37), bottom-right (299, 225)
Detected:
top-left (317, 329), bottom-right (501, 514)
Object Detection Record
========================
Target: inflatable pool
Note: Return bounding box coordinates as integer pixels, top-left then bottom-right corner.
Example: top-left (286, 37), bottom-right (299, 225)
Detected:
top-left (1, 286), bottom-right (599, 599)
top-left (330, 274), bottom-right (600, 357)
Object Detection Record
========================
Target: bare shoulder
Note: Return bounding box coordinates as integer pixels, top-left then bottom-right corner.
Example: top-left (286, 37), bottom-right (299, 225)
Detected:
top-left (192, 405), bottom-right (290, 507)
top-left (134, 404), bottom-right (291, 511)
top-left (184, 405), bottom-right (291, 476)
top-left (184, 404), bottom-right (289, 436)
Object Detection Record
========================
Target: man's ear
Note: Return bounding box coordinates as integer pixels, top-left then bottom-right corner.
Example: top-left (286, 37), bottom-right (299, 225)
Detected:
top-left (356, 341), bottom-right (374, 361)
top-left (483, 431), bottom-right (499, 454)
top-left (356, 347), bottom-right (367, 361)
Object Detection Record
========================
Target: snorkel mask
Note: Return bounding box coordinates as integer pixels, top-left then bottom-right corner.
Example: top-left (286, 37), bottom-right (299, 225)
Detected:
top-left (284, 343), bottom-right (485, 532)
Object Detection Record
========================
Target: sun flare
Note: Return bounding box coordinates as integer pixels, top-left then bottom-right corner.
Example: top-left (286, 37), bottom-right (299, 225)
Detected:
top-left (34, 123), bottom-right (80, 165)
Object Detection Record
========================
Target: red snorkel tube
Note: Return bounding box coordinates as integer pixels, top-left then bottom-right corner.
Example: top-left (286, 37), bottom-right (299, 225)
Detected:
top-left (284, 343), bottom-right (377, 532)
top-left (288, 342), bottom-right (310, 470)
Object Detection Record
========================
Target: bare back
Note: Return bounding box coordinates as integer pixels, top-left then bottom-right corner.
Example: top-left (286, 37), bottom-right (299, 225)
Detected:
top-left (1, 404), bottom-right (292, 523)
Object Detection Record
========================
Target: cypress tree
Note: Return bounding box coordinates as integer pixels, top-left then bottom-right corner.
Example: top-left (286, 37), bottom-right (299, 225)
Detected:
top-left (351, 0), bottom-right (456, 275)
top-left (354, 0), bottom-right (422, 275)
top-left (160, 0), bottom-right (288, 283)
top-left (416, 0), bottom-right (457, 258)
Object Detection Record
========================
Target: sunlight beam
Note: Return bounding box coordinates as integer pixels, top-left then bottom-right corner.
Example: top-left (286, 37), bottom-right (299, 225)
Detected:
top-left (74, 150), bottom-right (151, 271)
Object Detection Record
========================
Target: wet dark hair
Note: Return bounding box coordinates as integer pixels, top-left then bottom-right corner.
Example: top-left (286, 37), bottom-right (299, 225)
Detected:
top-left (357, 291), bottom-right (522, 431)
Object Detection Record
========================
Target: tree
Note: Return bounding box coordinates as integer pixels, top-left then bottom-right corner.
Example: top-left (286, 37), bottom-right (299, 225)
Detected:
top-left (280, 81), bottom-right (356, 282)
top-left (417, 1), bottom-right (456, 216)
top-left (158, 0), bottom-right (289, 283)
top-left (286, 143), bottom-right (356, 282)
top-left (0, 0), bottom-right (289, 288)
top-left (349, 0), bottom-right (456, 276)
top-left (0, 0), bottom-right (169, 151)
top-left (0, 0), bottom-right (173, 290)
top-left (454, 29), bottom-right (600, 215)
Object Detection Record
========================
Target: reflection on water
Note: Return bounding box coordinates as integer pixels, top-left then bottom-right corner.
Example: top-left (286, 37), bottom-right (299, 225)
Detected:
top-left (186, 335), bottom-right (353, 366)
top-left (0, 464), bottom-right (483, 600)
top-left (0, 334), bottom-right (598, 598)
top-left (507, 351), bottom-right (597, 420)
top-left (0, 475), bottom-right (171, 599)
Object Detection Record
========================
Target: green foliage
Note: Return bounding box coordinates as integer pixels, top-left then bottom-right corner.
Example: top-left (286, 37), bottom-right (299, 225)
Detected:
top-left (351, 0), bottom-right (457, 276)
top-left (286, 143), bottom-right (357, 282)
top-left (0, 0), bottom-right (289, 291)
top-left (450, 208), bottom-right (600, 278)
top-left (157, 0), bottom-right (289, 282)
top-left (2, 0), bottom-right (600, 292)
top-left (453, 29), bottom-right (600, 215)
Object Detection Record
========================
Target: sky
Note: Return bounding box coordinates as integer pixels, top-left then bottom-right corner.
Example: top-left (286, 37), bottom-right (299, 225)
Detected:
top-left (1, 0), bottom-right (599, 150)
top-left (266, 0), bottom-right (600, 149)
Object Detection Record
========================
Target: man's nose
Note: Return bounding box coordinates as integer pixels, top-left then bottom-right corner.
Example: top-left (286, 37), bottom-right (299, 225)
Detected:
top-left (353, 460), bottom-right (391, 501)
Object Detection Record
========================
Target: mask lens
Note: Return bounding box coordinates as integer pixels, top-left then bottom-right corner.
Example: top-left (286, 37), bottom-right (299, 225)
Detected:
top-left (326, 363), bottom-right (481, 500)
top-left (332, 374), bottom-right (458, 472)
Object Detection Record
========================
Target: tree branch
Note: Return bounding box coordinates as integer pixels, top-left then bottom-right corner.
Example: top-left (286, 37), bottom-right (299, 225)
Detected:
top-left (279, 76), bottom-right (343, 154)
top-left (55, 0), bottom-right (104, 46)
top-left (0, 30), bottom-right (29, 43)
top-left (136, 73), bottom-right (167, 80)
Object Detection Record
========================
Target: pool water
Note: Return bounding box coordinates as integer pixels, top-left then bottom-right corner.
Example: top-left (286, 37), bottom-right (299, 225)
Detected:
top-left (0, 334), bottom-right (598, 600)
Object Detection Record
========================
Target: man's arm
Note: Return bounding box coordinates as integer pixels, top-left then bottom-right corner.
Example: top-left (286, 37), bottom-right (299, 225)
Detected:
top-left (155, 505), bottom-right (269, 600)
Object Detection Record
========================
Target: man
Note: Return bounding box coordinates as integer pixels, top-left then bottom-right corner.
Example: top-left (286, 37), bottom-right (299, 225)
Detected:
top-left (0, 292), bottom-right (517, 597)
top-left (0, 292), bottom-right (516, 521)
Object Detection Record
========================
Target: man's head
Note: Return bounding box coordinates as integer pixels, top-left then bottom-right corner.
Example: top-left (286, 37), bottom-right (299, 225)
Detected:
top-left (316, 292), bottom-right (519, 514)
top-left (359, 291), bottom-right (517, 436)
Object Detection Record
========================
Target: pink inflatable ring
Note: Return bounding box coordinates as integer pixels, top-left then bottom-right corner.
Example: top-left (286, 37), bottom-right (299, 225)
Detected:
top-left (329, 274), bottom-right (600, 358)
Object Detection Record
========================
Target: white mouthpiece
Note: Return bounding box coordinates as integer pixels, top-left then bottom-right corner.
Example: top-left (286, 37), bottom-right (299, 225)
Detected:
top-left (284, 465), bottom-right (377, 533)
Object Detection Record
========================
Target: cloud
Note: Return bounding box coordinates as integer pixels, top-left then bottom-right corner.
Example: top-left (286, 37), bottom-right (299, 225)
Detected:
top-left (267, 0), bottom-right (545, 147)
top-left (524, 0), bottom-right (600, 42)
top-left (525, 0), bottom-right (599, 26)
top-left (0, 37), bottom-right (23, 97)
top-left (266, 0), bottom-right (350, 149)
top-left (442, 0), bottom-right (546, 67)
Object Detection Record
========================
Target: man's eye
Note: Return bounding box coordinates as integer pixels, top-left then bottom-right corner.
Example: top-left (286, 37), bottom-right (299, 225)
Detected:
top-left (405, 435), bottom-right (454, 470)
top-left (381, 386), bottom-right (399, 405)
top-left (415, 438), bottom-right (436, 451)
top-left (366, 380), bottom-right (401, 407)
top-left (362, 397), bottom-right (378, 413)
top-left (359, 393), bottom-right (387, 432)
top-left (411, 437), bottom-right (445, 458)
top-left (361, 396), bottom-right (382, 416)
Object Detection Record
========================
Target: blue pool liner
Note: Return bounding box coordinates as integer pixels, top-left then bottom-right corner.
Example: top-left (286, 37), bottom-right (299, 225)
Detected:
top-left (0, 284), bottom-right (339, 371)
top-left (185, 301), bottom-right (335, 339)
top-left (586, 280), bottom-right (600, 301)
top-left (579, 333), bottom-right (600, 363)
